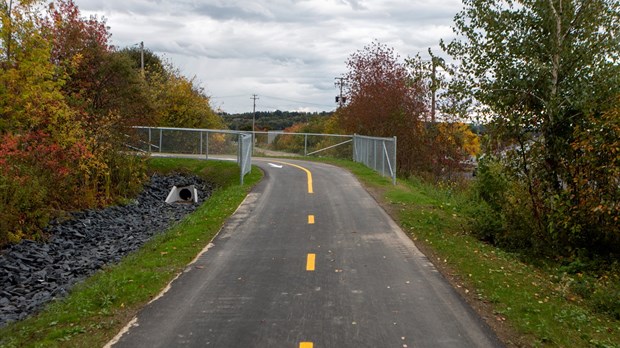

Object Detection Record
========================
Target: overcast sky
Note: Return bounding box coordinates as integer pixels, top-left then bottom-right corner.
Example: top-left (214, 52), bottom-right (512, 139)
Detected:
top-left (74, 0), bottom-right (464, 114)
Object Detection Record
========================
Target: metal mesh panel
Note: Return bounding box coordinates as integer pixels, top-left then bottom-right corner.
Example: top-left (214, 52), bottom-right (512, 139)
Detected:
top-left (261, 131), bottom-right (353, 159)
top-left (238, 133), bottom-right (253, 184)
top-left (128, 127), bottom-right (253, 184)
top-left (353, 135), bottom-right (397, 185)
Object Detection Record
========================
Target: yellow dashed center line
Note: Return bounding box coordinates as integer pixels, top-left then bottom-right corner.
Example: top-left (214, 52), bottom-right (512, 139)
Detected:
top-left (306, 253), bottom-right (316, 271)
top-left (264, 160), bottom-right (315, 341)
top-left (267, 160), bottom-right (314, 194)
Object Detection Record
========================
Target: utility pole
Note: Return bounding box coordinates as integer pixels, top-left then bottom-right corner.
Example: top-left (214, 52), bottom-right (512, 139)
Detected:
top-left (140, 41), bottom-right (145, 77)
top-left (5, 0), bottom-right (13, 64)
top-left (250, 94), bottom-right (259, 154)
top-left (430, 57), bottom-right (437, 123)
top-left (428, 48), bottom-right (444, 124)
top-left (251, 94), bottom-right (259, 133)
top-left (334, 77), bottom-right (345, 108)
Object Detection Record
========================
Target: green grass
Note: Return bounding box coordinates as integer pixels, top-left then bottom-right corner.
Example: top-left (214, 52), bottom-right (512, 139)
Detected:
top-left (3, 156), bottom-right (618, 347)
top-left (0, 158), bottom-right (262, 348)
top-left (312, 158), bottom-right (620, 348)
top-left (147, 157), bottom-right (242, 188)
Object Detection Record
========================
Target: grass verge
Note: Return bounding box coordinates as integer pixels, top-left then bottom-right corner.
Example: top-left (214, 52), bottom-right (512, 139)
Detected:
top-left (0, 158), bottom-right (262, 348)
top-left (314, 158), bottom-right (620, 348)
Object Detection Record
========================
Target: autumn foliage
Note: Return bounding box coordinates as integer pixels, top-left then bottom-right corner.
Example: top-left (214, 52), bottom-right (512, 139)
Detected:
top-left (337, 42), bottom-right (425, 174)
top-left (0, 0), bottom-right (223, 246)
top-left (337, 41), bottom-right (479, 177)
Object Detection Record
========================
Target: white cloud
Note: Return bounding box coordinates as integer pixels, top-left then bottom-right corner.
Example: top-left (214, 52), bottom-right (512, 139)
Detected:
top-left (75, 0), bottom-right (462, 113)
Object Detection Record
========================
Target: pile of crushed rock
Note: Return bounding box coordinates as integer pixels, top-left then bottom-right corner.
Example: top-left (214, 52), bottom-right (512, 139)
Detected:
top-left (0, 173), bottom-right (213, 327)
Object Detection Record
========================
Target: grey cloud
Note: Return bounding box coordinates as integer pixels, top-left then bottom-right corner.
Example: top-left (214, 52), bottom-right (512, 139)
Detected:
top-left (74, 0), bottom-right (462, 113)
top-left (193, 3), bottom-right (274, 21)
top-left (339, 0), bottom-right (367, 11)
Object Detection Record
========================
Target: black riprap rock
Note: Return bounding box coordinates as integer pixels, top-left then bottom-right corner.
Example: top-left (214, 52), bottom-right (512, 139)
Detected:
top-left (0, 173), bottom-right (214, 327)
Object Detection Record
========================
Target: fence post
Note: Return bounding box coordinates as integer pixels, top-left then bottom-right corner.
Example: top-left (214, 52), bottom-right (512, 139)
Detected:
top-left (382, 140), bottom-right (385, 177)
top-left (304, 134), bottom-right (308, 156)
top-left (199, 131), bottom-right (203, 155)
top-left (238, 134), bottom-right (243, 184)
top-left (148, 128), bottom-right (152, 153)
top-left (159, 129), bottom-right (163, 153)
top-left (237, 134), bottom-right (241, 166)
top-left (352, 134), bottom-right (356, 161)
top-left (205, 131), bottom-right (209, 160)
top-left (393, 136), bottom-right (397, 185)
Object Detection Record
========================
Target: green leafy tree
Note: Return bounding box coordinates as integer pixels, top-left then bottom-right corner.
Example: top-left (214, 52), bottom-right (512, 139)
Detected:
top-left (444, 0), bottom-right (620, 256)
top-left (407, 51), bottom-right (480, 178)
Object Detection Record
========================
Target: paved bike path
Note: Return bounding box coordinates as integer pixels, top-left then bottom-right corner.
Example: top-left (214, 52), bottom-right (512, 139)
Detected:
top-left (109, 159), bottom-right (502, 347)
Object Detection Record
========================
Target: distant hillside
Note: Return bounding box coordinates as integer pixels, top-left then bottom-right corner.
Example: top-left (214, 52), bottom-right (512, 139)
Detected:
top-left (222, 110), bottom-right (333, 131)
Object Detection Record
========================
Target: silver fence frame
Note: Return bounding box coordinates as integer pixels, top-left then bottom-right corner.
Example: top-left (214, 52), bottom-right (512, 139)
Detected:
top-left (129, 126), bottom-right (253, 185)
top-left (238, 133), bottom-right (252, 184)
top-left (352, 134), bottom-right (397, 185)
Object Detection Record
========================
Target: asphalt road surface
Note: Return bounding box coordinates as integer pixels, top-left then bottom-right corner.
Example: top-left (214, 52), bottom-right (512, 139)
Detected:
top-left (108, 159), bottom-right (502, 348)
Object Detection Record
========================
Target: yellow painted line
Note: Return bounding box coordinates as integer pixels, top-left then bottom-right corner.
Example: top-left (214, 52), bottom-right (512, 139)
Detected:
top-left (308, 215), bottom-right (315, 224)
top-left (267, 160), bottom-right (314, 194)
top-left (300, 342), bottom-right (313, 348)
top-left (306, 253), bottom-right (316, 271)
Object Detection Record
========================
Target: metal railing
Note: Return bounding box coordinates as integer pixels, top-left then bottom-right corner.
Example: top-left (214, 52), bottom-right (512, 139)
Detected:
top-left (353, 134), bottom-right (397, 185)
top-left (127, 126), bottom-right (253, 184)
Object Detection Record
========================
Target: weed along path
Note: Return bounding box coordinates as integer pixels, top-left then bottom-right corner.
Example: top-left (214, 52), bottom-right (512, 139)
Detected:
top-left (108, 159), bottom-right (502, 348)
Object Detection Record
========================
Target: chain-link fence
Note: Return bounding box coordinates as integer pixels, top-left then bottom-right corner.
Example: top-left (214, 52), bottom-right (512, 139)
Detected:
top-left (353, 134), bottom-right (397, 185)
top-left (127, 127), bottom-right (253, 184)
top-left (255, 131), bottom-right (353, 159)
top-left (255, 131), bottom-right (396, 184)
top-left (127, 127), bottom-right (397, 185)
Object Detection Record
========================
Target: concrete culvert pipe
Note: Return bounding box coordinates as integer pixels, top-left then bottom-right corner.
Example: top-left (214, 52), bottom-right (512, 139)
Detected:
top-left (179, 188), bottom-right (192, 201)
top-left (165, 185), bottom-right (198, 204)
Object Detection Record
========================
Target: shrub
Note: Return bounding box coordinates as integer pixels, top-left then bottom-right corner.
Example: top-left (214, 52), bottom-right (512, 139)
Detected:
top-left (0, 131), bottom-right (147, 247)
top-left (467, 199), bottom-right (503, 244)
top-left (471, 156), bottom-right (508, 212)
top-left (468, 156), bottom-right (510, 245)
top-left (0, 170), bottom-right (50, 245)
top-left (590, 274), bottom-right (620, 320)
